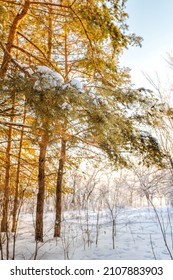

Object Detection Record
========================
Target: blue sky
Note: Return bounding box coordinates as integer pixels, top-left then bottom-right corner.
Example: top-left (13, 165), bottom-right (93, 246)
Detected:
top-left (120, 0), bottom-right (173, 88)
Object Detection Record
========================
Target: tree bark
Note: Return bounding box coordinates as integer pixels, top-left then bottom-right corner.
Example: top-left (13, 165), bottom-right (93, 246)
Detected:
top-left (1, 93), bottom-right (15, 232)
top-left (35, 131), bottom-right (49, 242)
top-left (54, 137), bottom-right (66, 237)
top-left (12, 100), bottom-right (27, 233)
top-left (47, 1), bottom-right (52, 60)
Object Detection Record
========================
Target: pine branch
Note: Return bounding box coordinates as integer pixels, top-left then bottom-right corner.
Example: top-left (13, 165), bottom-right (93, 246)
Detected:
top-left (0, 120), bottom-right (31, 128)
top-left (0, 40), bottom-right (31, 77)
top-left (70, 6), bottom-right (93, 53)
top-left (0, 0), bottom-right (22, 6)
top-left (30, 1), bottom-right (68, 8)
top-left (0, 0), bottom-right (31, 77)
top-left (17, 31), bottom-right (49, 61)
top-left (12, 44), bottom-right (47, 65)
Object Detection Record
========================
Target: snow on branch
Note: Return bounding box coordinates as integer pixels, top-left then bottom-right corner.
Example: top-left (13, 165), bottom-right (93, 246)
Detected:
top-left (0, 120), bottom-right (31, 128)
top-left (33, 66), bottom-right (64, 91)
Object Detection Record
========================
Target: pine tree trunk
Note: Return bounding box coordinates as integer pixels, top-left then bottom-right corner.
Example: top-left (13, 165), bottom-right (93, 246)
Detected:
top-left (35, 131), bottom-right (49, 242)
top-left (12, 100), bottom-right (27, 233)
top-left (35, 0), bottom-right (52, 243)
top-left (1, 139), bottom-right (11, 232)
top-left (1, 93), bottom-right (15, 232)
top-left (54, 15), bottom-right (68, 237)
top-left (54, 137), bottom-right (66, 237)
top-left (47, 2), bottom-right (52, 60)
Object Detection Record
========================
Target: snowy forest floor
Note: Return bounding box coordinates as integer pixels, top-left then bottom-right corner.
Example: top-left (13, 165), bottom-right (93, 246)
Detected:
top-left (2, 206), bottom-right (173, 260)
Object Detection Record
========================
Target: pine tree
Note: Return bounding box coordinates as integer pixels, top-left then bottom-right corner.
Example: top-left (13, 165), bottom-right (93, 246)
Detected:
top-left (0, 0), bottom-right (163, 246)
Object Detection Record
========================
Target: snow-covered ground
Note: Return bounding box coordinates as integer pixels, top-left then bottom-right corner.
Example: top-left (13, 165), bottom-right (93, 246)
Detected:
top-left (3, 207), bottom-right (173, 260)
